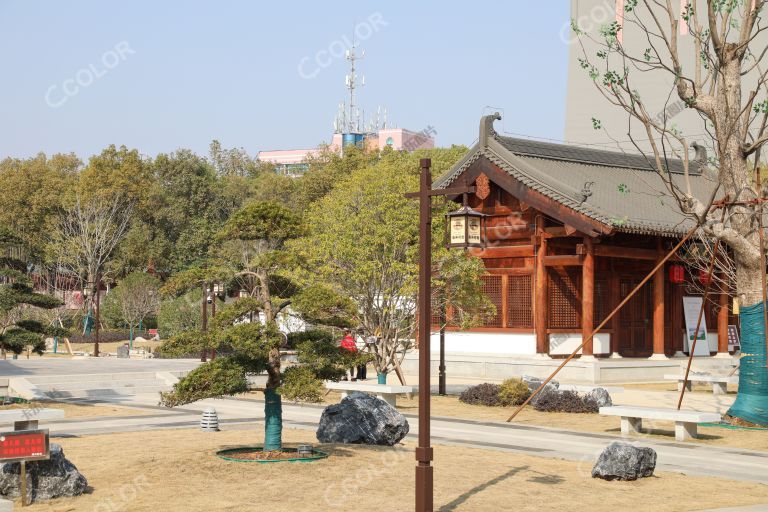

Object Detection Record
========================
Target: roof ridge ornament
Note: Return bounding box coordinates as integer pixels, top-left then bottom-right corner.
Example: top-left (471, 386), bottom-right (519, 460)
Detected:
top-left (580, 181), bottom-right (594, 203)
top-left (691, 141), bottom-right (707, 173)
top-left (479, 112), bottom-right (502, 147)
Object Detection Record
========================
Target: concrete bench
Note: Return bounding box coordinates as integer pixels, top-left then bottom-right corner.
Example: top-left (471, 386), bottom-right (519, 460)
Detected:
top-left (325, 382), bottom-right (413, 408)
top-left (0, 408), bottom-right (65, 431)
top-left (600, 405), bottom-right (721, 441)
top-left (664, 374), bottom-right (738, 394)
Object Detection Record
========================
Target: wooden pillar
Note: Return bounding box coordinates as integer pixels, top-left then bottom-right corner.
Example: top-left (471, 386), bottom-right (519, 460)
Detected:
top-left (651, 239), bottom-right (666, 358)
top-left (582, 237), bottom-right (595, 356)
top-left (609, 265), bottom-right (621, 357)
top-left (501, 274), bottom-right (509, 329)
top-left (718, 285), bottom-right (729, 355)
top-left (535, 216), bottom-right (548, 355)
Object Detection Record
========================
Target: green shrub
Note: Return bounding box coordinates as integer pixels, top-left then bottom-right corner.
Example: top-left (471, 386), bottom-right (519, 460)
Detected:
top-left (498, 378), bottom-right (531, 406)
top-left (459, 383), bottom-right (501, 406)
top-left (280, 365), bottom-right (324, 403)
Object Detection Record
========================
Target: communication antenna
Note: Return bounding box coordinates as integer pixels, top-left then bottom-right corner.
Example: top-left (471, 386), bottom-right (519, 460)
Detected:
top-left (345, 30), bottom-right (365, 132)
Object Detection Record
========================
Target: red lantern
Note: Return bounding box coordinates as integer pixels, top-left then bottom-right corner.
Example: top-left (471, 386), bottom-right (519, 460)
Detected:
top-left (669, 264), bottom-right (685, 284)
top-left (698, 269), bottom-right (713, 285)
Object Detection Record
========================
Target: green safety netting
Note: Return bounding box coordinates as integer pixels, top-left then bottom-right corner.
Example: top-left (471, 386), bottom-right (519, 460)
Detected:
top-left (726, 302), bottom-right (768, 426)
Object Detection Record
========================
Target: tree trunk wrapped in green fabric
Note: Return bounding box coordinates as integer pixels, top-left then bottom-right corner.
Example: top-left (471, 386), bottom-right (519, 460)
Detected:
top-left (726, 302), bottom-right (768, 426)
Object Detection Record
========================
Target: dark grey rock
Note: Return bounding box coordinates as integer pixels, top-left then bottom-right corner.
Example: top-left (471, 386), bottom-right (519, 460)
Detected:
top-left (0, 444), bottom-right (87, 502)
top-left (586, 387), bottom-right (613, 408)
top-left (316, 391), bottom-right (409, 446)
top-left (591, 442), bottom-right (657, 481)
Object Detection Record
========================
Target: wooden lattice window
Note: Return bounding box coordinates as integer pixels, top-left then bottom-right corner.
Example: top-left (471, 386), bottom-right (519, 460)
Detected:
top-left (507, 274), bottom-right (533, 328)
top-left (548, 269), bottom-right (581, 329)
top-left (481, 274), bottom-right (503, 327)
top-left (595, 277), bottom-right (610, 325)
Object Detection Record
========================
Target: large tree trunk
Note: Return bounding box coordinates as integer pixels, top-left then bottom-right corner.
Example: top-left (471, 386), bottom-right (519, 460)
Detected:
top-left (263, 347), bottom-right (283, 451)
top-left (717, 52), bottom-right (768, 426)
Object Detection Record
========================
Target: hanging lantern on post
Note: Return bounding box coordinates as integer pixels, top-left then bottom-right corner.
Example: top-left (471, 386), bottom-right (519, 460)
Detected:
top-left (446, 205), bottom-right (485, 249)
top-left (668, 264), bottom-right (685, 284)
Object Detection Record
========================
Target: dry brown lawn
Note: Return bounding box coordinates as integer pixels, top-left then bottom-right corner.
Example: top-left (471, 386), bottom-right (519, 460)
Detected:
top-left (16, 426), bottom-right (767, 512)
top-left (310, 391), bottom-right (768, 452)
top-left (0, 401), bottom-right (151, 419)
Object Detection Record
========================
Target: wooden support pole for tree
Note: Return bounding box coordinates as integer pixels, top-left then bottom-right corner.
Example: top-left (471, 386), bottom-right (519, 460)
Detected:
top-left (582, 237), bottom-right (595, 356)
top-left (677, 239), bottom-right (720, 409)
top-left (718, 281), bottom-right (730, 355)
top-left (507, 227), bottom-right (697, 422)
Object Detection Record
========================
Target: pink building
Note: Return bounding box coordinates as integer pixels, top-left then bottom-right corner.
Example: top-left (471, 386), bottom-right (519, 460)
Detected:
top-left (257, 126), bottom-right (436, 176)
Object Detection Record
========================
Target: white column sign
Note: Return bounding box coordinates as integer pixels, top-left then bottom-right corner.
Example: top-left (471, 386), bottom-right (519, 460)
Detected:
top-left (682, 296), bottom-right (710, 356)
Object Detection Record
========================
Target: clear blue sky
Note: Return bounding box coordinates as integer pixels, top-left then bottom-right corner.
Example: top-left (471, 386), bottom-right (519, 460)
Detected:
top-left (0, 1), bottom-right (570, 160)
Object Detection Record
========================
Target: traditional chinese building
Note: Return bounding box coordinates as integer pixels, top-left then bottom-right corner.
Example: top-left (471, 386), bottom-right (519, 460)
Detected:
top-left (427, 114), bottom-right (735, 371)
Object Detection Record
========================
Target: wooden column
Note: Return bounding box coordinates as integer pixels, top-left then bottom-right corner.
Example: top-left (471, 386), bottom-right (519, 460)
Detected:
top-left (534, 216), bottom-right (548, 354)
top-left (652, 239), bottom-right (666, 358)
top-left (718, 285), bottom-right (729, 354)
top-left (501, 274), bottom-right (509, 329)
top-left (609, 265), bottom-right (621, 356)
top-left (581, 237), bottom-right (595, 356)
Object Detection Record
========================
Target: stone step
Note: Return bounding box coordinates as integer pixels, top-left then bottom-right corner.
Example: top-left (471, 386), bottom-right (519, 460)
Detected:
top-left (26, 372), bottom-right (160, 385)
top-left (35, 379), bottom-right (168, 392)
top-left (44, 386), bottom-right (171, 399)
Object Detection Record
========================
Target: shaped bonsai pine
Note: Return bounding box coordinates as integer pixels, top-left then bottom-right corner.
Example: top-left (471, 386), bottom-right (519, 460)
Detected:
top-left (158, 298), bottom-right (367, 451)
top-left (0, 227), bottom-right (67, 357)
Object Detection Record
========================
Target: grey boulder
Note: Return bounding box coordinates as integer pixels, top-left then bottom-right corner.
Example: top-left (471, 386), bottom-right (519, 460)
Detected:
top-left (0, 443), bottom-right (88, 502)
top-left (592, 442), bottom-right (657, 481)
top-left (585, 387), bottom-right (613, 407)
top-left (524, 376), bottom-right (560, 407)
top-left (522, 375), bottom-right (559, 394)
top-left (316, 392), bottom-right (409, 446)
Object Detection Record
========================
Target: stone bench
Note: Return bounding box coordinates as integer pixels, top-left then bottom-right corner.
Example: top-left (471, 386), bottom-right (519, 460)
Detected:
top-left (600, 405), bottom-right (720, 441)
top-left (0, 408), bottom-right (65, 431)
top-left (663, 374), bottom-right (738, 394)
top-left (325, 382), bottom-right (413, 408)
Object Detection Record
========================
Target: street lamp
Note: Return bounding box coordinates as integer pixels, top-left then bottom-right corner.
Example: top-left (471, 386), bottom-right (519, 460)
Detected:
top-left (406, 159), bottom-right (476, 511)
top-left (446, 205), bottom-right (485, 249)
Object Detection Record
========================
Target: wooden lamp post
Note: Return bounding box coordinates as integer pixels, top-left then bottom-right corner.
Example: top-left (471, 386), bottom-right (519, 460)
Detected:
top-left (407, 159), bottom-right (478, 511)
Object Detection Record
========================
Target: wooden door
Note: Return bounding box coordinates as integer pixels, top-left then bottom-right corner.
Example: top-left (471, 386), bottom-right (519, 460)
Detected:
top-left (618, 277), bottom-right (653, 357)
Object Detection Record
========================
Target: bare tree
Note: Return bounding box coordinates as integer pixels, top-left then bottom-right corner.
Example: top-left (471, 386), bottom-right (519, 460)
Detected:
top-left (576, 0), bottom-right (768, 300)
top-left (574, 0), bottom-right (768, 424)
top-left (54, 196), bottom-right (133, 351)
top-left (110, 272), bottom-right (160, 347)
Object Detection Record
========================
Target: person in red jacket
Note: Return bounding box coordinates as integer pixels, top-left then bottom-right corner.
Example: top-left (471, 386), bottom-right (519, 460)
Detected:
top-left (339, 330), bottom-right (358, 381)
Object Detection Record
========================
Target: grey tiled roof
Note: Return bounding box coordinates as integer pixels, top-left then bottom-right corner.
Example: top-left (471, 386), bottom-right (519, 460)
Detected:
top-left (435, 132), bottom-right (718, 237)
top-left (495, 137), bottom-right (700, 175)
